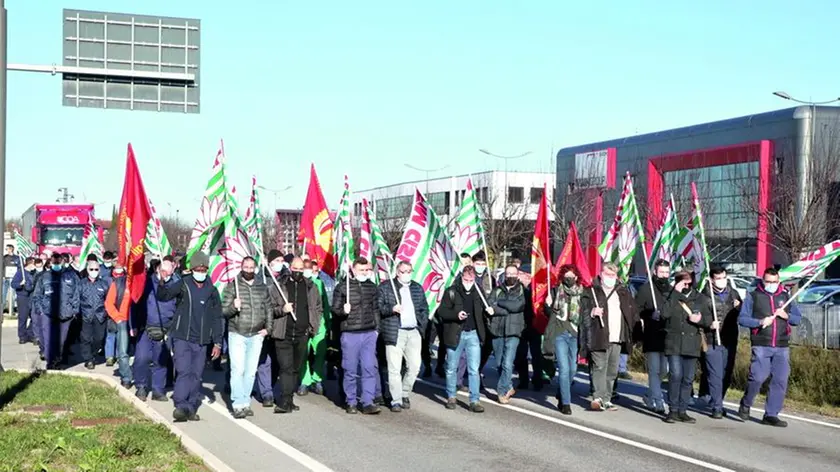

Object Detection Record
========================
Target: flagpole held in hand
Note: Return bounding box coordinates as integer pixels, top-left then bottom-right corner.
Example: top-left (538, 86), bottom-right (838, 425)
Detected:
top-left (706, 278), bottom-right (722, 346)
top-left (590, 287), bottom-right (605, 328)
top-left (261, 259), bottom-right (296, 322)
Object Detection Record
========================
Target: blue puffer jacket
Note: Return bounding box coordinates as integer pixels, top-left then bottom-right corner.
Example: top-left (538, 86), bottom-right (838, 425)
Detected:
top-left (33, 269), bottom-right (81, 321)
top-left (134, 272), bottom-right (180, 331)
top-left (79, 276), bottom-right (110, 322)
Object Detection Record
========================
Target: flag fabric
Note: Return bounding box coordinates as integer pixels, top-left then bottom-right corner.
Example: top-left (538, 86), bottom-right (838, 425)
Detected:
top-left (79, 220), bottom-right (103, 264)
top-left (333, 176), bottom-right (355, 280)
top-left (599, 172), bottom-right (644, 281)
top-left (552, 221), bottom-right (593, 287)
top-left (530, 184), bottom-right (552, 334)
top-left (359, 198), bottom-right (395, 284)
top-left (450, 178), bottom-right (486, 257)
top-left (145, 198), bottom-right (172, 259)
top-left (298, 164), bottom-right (336, 276)
top-left (779, 240), bottom-right (840, 282)
top-left (689, 183), bottom-right (712, 291)
top-left (117, 144), bottom-right (153, 303)
top-left (186, 144), bottom-right (228, 265)
top-left (14, 231), bottom-right (35, 257)
top-left (649, 194), bottom-right (680, 271)
top-left (211, 184), bottom-right (256, 290)
top-left (395, 188), bottom-right (461, 317)
top-left (243, 175), bottom-right (266, 262)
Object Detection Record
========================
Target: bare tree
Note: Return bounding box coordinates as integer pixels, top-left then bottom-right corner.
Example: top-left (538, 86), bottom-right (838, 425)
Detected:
top-left (4, 218), bottom-right (21, 234)
top-left (469, 174), bottom-right (534, 265)
top-left (158, 216), bottom-right (192, 254)
top-left (259, 211), bottom-right (280, 254)
top-left (372, 190), bottom-right (413, 254)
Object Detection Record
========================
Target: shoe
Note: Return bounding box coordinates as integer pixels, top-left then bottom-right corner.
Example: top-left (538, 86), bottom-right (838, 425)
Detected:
top-left (762, 415), bottom-right (788, 427)
top-left (618, 371), bottom-right (633, 380)
top-left (232, 408), bottom-right (247, 419)
top-left (173, 408), bottom-right (189, 422)
top-left (373, 396), bottom-right (385, 406)
top-left (663, 411), bottom-right (677, 424)
top-left (151, 393), bottom-right (168, 402)
top-left (345, 405), bottom-right (359, 414)
top-left (711, 410), bottom-right (723, 420)
top-left (121, 381), bottom-right (134, 390)
top-left (135, 388), bottom-right (149, 401)
top-left (390, 404), bottom-right (402, 413)
top-left (296, 385), bottom-right (309, 396)
top-left (262, 398), bottom-right (275, 408)
top-left (187, 413), bottom-right (200, 421)
top-left (291, 401), bottom-right (300, 412)
top-left (84, 361), bottom-right (95, 370)
top-left (245, 408), bottom-right (254, 417)
top-left (655, 407), bottom-right (666, 415)
top-left (402, 398), bottom-right (411, 410)
top-left (18, 339), bottom-right (27, 345)
top-left (738, 405), bottom-right (750, 421)
top-left (605, 401), bottom-right (618, 411)
top-left (678, 412), bottom-right (696, 424)
top-left (311, 383), bottom-right (324, 396)
top-left (274, 403), bottom-right (291, 414)
top-left (106, 358), bottom-right (115, 367)
top-left (498, 395), bottom-right (509, 405)
top-left (559, 404), bottom-right (572, 415)
top-left (469, 402), bottom-right (485, 413)
top-left (590, 398), bottom-right (605, 411)
top-left (445, 398), bottom-right (457, 410)
top-left (362, 404), bottom-right (381, 415)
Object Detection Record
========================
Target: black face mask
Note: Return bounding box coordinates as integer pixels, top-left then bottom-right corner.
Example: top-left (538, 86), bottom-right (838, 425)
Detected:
top-left (681, 287), bottom-right (692, 295)
top-left (504, 276), bottom-right (518, 287)
top-left (291, 271), bottom-right (304, 282)
top-left (654, 276), bottom-right (670, 291)
top-left (241, 271), bottom-right (255, 281)
top-left (563, 276), bottom-right (577, 287)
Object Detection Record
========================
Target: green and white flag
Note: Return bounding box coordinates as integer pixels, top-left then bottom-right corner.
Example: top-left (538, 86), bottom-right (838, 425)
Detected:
top-left (359, 198), bottom-right (394, 284)
top-left (779, 240), bottom-right (840, 283)
top-left (14, 231), bottom-right (35, 257)
top-left (649, 194), bottom-right (679, 271)
top-left (599, 172), bottom-right (644, 280)
top-left (451, 177), bottom-right (486, 258)
top-left (145, 198), bottom-right (172, 259)
top-left (243, 175), bottom-right (266, 263)
top-left (689, 183), bottom-right (712, 291)
top-left (79, 220), bottom-right (103, 264)
top-left (395, 188), bottom-right (461, 317)
top-left (333, 175), bottom-right (355, 280)
top-left (186, 145), bottom-right (229, 265)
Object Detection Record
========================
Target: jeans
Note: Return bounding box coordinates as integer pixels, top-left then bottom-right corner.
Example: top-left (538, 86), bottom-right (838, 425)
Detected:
top-left (134, 331), bottom-right (171, 395)
top-left (80, 318), bottom-right (107, 363)
top-left (619, 353), bottom-right (629, 373)
top-left (445, 330), bottom-right (481, 403)
top-left (385, 328), bottom-right (422, 406)
top-left (340, 330), bottom-right (378, 407)
top-left (115, 321), bottom-right (133, 384)
top-left (105, 319), bottom-right (117, 359)
top-left (667, 355), bottom-right (697, 413)
top-left (172, 338), bottom-right (206, 414)
top-left (741, 346), bottom-right (790, 417)
top-left (228, 332), bottom-right (265, 409)
top-left (590, 343), bottom-right (621, 402)
top-left (644, 352), bottom-right (667, 409)
top-left (492, 335), bottom-right (520, 397)
top-left (554, 331), bottom-right (578, 405)
top-left (704, 344), bottom-right (732, 412)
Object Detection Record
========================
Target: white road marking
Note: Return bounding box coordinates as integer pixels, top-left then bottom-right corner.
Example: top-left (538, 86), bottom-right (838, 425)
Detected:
top-left (201, 398), bottom-right (335, 472)
top-left (416, 379), bottom-right (736, 472)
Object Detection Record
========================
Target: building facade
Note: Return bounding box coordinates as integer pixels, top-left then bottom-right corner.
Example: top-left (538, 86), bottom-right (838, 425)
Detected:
top-left (275, 209), bottom-right (302, 255)
top-left (557, 106), bottom-right (840, 277)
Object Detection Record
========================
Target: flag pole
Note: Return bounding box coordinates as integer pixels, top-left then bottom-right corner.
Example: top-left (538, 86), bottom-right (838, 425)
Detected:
top-left (544, 184), bottom-right (552, 303)
top-left (640, 241), bottom-right (658, 311)
top-left (590, 286), bottom-right (605, 328)
top-left (691, 183), bottom-right (721, 346)
top-left (261, 258), bottom-right (296, 322)
top-left (779, 270), bottom-right (819, 311)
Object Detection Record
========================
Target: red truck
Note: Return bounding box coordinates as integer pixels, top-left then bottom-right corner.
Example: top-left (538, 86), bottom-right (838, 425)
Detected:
top-left (20, 204), bottom-right (103, 256)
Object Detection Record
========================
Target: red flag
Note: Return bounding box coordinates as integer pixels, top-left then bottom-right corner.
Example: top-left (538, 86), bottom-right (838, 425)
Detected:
top-left (530, 184), bottom-right (551, 334)
top-left (552, 222), bottom-right (593, 287)
top-left (298, 164), bottom-right (336, 276)
top-left (117, 144), bottom-right (152, 303)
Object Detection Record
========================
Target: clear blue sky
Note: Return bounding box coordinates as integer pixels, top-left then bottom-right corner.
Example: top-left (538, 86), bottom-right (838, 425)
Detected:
top-left (6, 0), bottom-right (838, 220)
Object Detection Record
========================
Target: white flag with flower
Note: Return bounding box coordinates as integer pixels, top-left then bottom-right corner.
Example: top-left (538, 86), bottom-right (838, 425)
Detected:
top-left (395, 188), bottom-right (461, 317)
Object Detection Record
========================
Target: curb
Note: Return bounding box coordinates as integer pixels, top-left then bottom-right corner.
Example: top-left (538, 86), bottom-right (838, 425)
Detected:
top-left (10, 368), bottom-right (234, 472)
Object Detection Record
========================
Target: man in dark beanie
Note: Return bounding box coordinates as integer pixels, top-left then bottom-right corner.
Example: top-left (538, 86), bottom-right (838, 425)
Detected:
top-left (252, 248), bottom-right (286, 406)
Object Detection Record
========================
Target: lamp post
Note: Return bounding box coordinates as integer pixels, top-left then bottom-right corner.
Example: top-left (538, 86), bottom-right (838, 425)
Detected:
top-left (257, 185), bottom-right (292, 211)
top-left (478, 148), bottom-right (532, 209)
top-left (404, 163), bottom-right (450, 196)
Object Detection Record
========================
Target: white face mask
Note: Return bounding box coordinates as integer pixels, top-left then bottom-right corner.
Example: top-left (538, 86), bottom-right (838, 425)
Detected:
top-left (270, 263), bottom-right (284, 273)
top-left (463, 282), bottom-right (474, 291)
top-left (103, 262), bottom-right (113, 268)
top-left (474, 265), bottom-right (486, 275)
top-left (356, 274), bottom-right (369, 283)
top-left (193, 272), bottom-right (208, 283)
top-left (303, 269), bottom-right (313, 279)
top-left (602, 276), bottom-right (617, 289)
top-left (713, 279), bottom-right (727, 290)
top-left (764, 283), bottom-right (778, 293)
top-left (398, 274), bottom-right (412, 285)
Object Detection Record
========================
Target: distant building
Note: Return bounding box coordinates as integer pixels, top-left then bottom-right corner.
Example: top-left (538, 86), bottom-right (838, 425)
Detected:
top-left (275, 209), bottom-right (303, 255)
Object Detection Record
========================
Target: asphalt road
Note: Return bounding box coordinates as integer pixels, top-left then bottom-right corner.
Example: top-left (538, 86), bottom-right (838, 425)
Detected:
top-left (3, 326), bottom-right (840, 472)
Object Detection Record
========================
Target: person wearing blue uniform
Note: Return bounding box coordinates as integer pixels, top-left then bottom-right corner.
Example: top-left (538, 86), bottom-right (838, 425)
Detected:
top-left (11, 257), bottom-right (36, 344)
top-left (78, 260), bottom-right (110, 369)
top-left (32, 253), bottom-right (81, 368)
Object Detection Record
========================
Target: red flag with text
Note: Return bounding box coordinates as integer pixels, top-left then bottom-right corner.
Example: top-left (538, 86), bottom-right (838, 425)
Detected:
top-left (298, 164), bottom-right (336, 276)
top-left (552, 222), bottom-right (593, 287)
top-left (530, 185), bottom-right (551, 334)
top-left (117, 144), bottom-right (152, 303)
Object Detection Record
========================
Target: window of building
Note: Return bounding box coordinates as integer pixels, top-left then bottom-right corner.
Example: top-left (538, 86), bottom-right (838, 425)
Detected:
top-left (530, 187), bottom-right (544, 204)
top-left (428, 191), bottom-right (449, 216)
top-left (508, 186), bottom-right (524, 204)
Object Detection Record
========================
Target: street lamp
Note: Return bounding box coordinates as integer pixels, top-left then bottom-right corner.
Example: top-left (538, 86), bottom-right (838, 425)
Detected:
top-left (772, 91), bottom-right (840, 105)
top-left (257, 184), bottom-right (292, 211)
top-left (404, 163), bottom-right (450, 195)
top-left (478, 148), bottom-right (532, 208)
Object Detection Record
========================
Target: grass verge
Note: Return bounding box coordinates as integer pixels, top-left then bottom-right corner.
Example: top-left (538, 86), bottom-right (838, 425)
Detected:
top-left (0, 370), bottom-right (208, 471)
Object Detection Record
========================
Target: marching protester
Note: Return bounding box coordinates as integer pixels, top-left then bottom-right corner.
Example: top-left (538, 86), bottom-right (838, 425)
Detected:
top-left (580, 262), bottom-right (638, 411)
top-left (331, 258), bottom-right (381, 415)
top-left (737, 267), bottom-right (802, 427)
top-left (439, 265), bottom-right (491, 413)
top-left (31, 257), bottom-right (47, 359)
top-left (157, 254), bottom-right (224, 422)
top-left (250, 249), bottom-right (287, 407)
top-left (515, 263), bottom-right (550, 391)
top-left (12, 257), bottom-right (36, 344)
top-left (268, 257), bottom-right (323, 414)
top-left (543, 264), bottom-right (584, 415)
top-left (222, 256), bottom-right (273, 418)
top-left (33, 253), bottom-right (80, 368)
top-left (635, 259), bottom-right (672, 414)
top-left (134, 256), bottom-right (180, 402)
top-left (487, 264), bottom-right (526, 404)
top-left (78, 259), bottom-right (110, 370)
top-left (661, 270), bottom-right (713, 424)
top-left (703, 266), bottom-right (742, 419)
top-left (377, 261), bottom-right (429, 412)
top-left (105, 262), bottom-right (134, 388)
top-left (298, 258), bottom-right (332, 397)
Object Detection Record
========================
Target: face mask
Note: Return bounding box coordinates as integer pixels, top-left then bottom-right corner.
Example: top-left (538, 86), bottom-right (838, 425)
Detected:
top-left (356, 274), bottom-right (369, 283)
top-left (398, 274), bottom-right (411, 285)
top-left (303, 269), bottom-right (313, 279)
top-left (270, 263), bottom-right (284, 273)
top-left (88, 269), bottom-right (99, 279)
top-left (474, 265), bottom-right (486, 275)
top-left (601, 276), bottom-right (616, 289)
top-left (681, 287), bottom-right (691, 295)
top-left (51, 264), bottom-right (63, 272)
top-left (563, 276), bottom-right (577, 287)
top-left (291, 271), bottom-right (304, 282)
top-left (103, 262), bottom-right (113, 268)
top-left (505, 276), bottom-right (518, 287)
top-left (463, 282), bottom-right (474, 291)
top-left (35, 266), bottom-right (43, 272)
top-left (764, 283), bottom-right (778, 293)
top-left (241, 271), bottom-right (255, 281)
top-left (193, 272), bottom-right (207, 283)
top-left (713, 279), bottom-right (727, 290)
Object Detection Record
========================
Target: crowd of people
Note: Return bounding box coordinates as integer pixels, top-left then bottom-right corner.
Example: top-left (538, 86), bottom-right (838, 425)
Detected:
top-left (5, 244), bottom-right (802, 427)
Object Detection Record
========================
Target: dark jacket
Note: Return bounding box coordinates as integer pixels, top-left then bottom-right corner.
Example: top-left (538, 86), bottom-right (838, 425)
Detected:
top-left (377, 278), bottom-right (429, 345)
top-left (635, 280), bottom-right (671, 353)
top-left (12, 266), bottom-right (35, 299)
top-left (738, 283), bottom-right (802, 348)
top-left (662, 289), bottom-right (713, 358)
top-left (32, 268), bottom-right (81, 321)
top-left (487, 282), bottom-right (526, 338)
top-left (78, 276), bottom-right (110, 322)
top-left (134, 273), bottom-right (180, 332)
top-left (269, 274), bottom-right (323, 340)
top-left (222, 274), bottom-right (274, 337)
top-left (705, 284), bottom-right (742, 347)
top-left (30, 269), bottom-right (47, 315)
top-left (580, 281), bottom-right (638, 354)
top-left (157, 275), bottom-right (223, 346)
top-left (438, 278), bottom-right (489, 348)
top-left (331, 277), bottom-right (378, 333)
top-left (542, 285), bottom-right (584, 359)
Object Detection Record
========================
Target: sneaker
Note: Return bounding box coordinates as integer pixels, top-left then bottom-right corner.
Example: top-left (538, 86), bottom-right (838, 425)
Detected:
top-left (232, 409), bottom-right (247, 419)
top-left (151, 392), bottom-right (168, 402)
top-left (135, 388), bottom-right (149, 401)
top-left (590, 398), bottom-right (606, 411)
top-left (274, 401), bottom-right (292, 414)
top-left (711, 410), bottom-right (723, 420)
top-left (655, 406), bottom-right (667, 415)
top-left (106, 358), bottom-right (115, 367)
top-left (469, 402), bottom-right (485, 413)
top-left (390, 404), bottom-right (402, 413)
top-left (245, 408), bottom-right (254, 417)
top-left (345, 405), bottom-right (359, 414)
top-left (296, 385), bottom-right (309, 396)
top-left (498, 395), bottom-right (509, 405)
top-left (402, 398), bottom-right (411, 410)
top-left (678, 412), bottom-right (696, 424)
top-left (738, 404), bottom-right (750, 421)
top-left (605, 401), bottom-right (618, 411)
top-left (559, 404), bottom-right (572, 415)
top-left (262, 398), bottom-right (274, 408)
top-left (173, 408), bottom-right (189, 422)
top-left (311, 383), bottom-right (324, 396)
top-left (84, 361), bottom-right (95, 370)
top-left (762, 415), bottom-right (788, 427)
top-left (445, 398), bottom-right (457, 410)
top-left (362, 404), bottom-right (382, 415)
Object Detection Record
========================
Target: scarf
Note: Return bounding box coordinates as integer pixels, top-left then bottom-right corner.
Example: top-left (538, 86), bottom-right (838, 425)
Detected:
top-left (556, 284), bottom-right (583, 330)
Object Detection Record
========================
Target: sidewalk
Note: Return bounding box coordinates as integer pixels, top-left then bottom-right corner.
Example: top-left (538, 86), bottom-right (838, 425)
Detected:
top-left (0, 326), bottom-right (329, 472)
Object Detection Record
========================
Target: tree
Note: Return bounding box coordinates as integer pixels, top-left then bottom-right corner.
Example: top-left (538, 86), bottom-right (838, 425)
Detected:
top-left (468, 174), bottom-right (534, 266)
top-left (159, 216), bottom-right (192, 254)
top-left (372, 191), bottom-right (413, 254)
